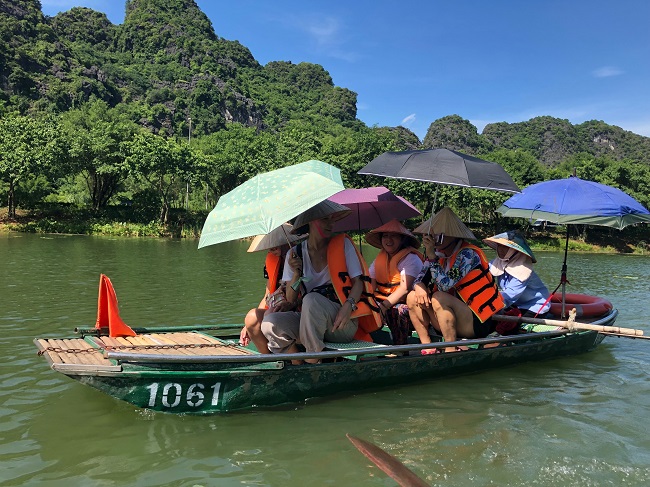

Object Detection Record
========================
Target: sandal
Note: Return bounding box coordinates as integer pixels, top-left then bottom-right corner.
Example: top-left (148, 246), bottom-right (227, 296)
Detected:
top-left (421, 348), bottom-right (441, 355)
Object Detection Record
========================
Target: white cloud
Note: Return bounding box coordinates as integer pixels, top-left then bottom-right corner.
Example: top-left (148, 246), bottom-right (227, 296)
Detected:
top-left (401, 113), bottom-right (416, 126)
top-left (592, 66), bottom-right (624, 78)
top-left (278, 13), bottom-right (357, 62)
top-left (304, 17), bottom-right (340, 47)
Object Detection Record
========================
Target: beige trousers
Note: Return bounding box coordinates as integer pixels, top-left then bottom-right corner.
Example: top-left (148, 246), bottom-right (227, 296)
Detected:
top-left (261, 292), bottom-right (357, 354)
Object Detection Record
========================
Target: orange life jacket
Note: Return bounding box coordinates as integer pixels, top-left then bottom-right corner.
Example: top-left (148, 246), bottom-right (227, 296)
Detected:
top-left (265, 252), bottom-right (282, 294)
top-left (263, 252), bottom-right (283, 310)
top-left (327, 234), bottom-right (381, 341)
top-left (374, 247), bottom-right (424, 302)
top-left (443, 242), bottom-right (504, 322)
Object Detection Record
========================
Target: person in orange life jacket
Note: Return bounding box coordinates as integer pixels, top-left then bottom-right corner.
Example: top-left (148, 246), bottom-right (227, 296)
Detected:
top-left (365, 219), bottom-right (423, 345)
top-left (239, 223), bottom-right (305, 354)
top-left (407, 207), bottom-right (504, 353)
top-left (260, 200), bottom-right (366, 365)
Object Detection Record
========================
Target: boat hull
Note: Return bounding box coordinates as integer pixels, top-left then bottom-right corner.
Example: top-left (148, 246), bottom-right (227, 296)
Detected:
top-left (67, 329), bottom-right (605, 414)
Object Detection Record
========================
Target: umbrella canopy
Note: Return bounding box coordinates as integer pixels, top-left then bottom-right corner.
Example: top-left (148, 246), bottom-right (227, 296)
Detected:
top-left (497, 176), bottom-right (650, 230)
top-left (328, 186), bottom-right (421, 233)
top-left (198, 160), bottom-right (344, 249)
top-left (497, 176), bottom-right (650, 317)
top-left (358, 148), bottom-right (520, 193)
top-left (246, 223), bottom-right (306, 253)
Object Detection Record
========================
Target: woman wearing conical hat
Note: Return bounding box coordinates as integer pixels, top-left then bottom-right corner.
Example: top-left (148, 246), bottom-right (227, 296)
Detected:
top-left (483, 231), bottom-right (551, 319)
top-left (239, 223), bottom-right (306, 354)
top-left (407, 207), bottom-right (505, 353)
top-left (365, 219), bottom-right (423, 345)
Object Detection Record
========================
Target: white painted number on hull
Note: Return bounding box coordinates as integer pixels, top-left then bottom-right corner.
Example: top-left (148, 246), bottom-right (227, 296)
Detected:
top-left (146, 382), bottom-right (222, 409)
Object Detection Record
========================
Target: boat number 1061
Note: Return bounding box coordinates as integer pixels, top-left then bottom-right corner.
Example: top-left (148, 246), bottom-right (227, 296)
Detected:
top-left (146, 382), bottom-right (222, 408)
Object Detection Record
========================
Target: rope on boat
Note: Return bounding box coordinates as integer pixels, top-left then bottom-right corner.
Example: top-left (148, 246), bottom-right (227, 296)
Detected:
top-left (37, 342), bottom-right (241, 356)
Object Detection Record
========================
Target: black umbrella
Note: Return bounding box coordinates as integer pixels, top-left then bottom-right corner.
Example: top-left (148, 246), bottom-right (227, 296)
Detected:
top-left (358, 148), bottom-right (520, 193)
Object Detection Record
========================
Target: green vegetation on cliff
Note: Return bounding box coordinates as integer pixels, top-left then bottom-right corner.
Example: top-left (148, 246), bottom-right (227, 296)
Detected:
top-left (1, 0), bottom-right (649, 249)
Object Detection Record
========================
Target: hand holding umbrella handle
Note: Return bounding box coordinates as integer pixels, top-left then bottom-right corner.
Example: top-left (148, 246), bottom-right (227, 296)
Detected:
top-left (421, 234), bottom-right (435, 258)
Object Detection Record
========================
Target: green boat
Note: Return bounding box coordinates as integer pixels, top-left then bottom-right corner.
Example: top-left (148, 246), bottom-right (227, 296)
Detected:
top-left (34, 309), bottom-right (626, 415)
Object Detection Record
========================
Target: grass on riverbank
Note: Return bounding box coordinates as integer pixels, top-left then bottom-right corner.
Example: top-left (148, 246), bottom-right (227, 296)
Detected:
top-left (0, 205), bottom-right (207, 239)
top-left (1, 206), bottom-right (649, 254)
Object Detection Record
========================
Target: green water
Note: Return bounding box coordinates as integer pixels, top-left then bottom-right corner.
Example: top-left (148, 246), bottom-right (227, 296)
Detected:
top-left (1, 233), bottom-right (650, 486)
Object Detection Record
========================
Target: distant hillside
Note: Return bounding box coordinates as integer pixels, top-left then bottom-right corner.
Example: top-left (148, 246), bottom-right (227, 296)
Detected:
top-left (1, 0), bottom-right (649, 168)
top-left (424, 115), bottom-right (650, 167)
top-left (0, 0), bottom-right (358, 137)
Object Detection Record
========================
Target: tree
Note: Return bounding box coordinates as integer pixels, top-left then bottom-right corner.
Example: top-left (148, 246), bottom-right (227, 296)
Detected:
top-left (61, 101), bottom-right (138, 210)
top-left (486, 148), bottom-right (545, 188)
top-left (0, 114), bottom-right (65, 217)
top-left (127, 131), bottom-right (199, 223)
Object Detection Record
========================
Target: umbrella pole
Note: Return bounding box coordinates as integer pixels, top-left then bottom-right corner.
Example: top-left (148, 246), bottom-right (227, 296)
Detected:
top-left (561, 227), bottom-right (570, 318)
top-left (357, 206), bottom-right (363, 255)
top-left (281, 225), bottom-right (293, 249)
top-left (426, 185), bottom-right (440, 234)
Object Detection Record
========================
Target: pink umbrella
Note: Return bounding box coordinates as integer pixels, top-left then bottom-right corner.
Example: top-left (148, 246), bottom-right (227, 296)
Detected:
top-left (329, 186), bottom-right (421, 233)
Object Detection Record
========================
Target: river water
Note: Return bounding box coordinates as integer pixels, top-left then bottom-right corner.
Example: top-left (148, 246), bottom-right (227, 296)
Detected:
top-left (1, 233), bottom-right (649, 486)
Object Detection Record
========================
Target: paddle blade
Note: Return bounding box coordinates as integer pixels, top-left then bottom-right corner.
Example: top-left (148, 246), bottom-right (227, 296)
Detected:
top-left (346, 434), bottom-right (430, 487)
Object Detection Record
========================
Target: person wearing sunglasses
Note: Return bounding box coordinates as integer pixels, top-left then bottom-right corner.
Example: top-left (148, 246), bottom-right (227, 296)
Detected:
top-left (407, 207), bottom-right (504, 353)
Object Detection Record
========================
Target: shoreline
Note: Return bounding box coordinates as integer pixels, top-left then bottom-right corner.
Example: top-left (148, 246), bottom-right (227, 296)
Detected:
top-left (2, 222), bottom-right (648, 255)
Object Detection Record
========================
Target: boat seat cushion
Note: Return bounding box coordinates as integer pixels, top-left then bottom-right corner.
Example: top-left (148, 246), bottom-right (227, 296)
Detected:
top-left (323, 340), bottom-right (387, 350)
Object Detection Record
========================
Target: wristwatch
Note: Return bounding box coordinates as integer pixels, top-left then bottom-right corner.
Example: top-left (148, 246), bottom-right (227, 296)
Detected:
top-left (346, 297), bottom-right (358, 311)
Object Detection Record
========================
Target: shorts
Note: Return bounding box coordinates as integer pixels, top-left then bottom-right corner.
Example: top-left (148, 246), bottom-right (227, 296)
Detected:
top-left (472, 313), bottom-right (495, 338)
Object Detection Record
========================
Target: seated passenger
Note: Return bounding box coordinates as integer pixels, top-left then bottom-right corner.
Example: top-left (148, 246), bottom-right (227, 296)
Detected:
top-left (261, 200), bottom-right (380, 364)
top-left (240, 223), bottom-right (304, 353)
top-left (365, 219), bottom-right (423, 344)
top-left (407, 207), bottom-right (504, 353)
top-left (483, 231), bottom-right (551, 319)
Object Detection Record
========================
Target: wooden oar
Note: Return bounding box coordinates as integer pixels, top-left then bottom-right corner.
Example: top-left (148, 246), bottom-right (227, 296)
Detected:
top-left (599, 331), bottom-right (650, 340)
top-left (346, 434), bottom-right (430, 487)
top-left (494, 313), bottom-right (644, 338)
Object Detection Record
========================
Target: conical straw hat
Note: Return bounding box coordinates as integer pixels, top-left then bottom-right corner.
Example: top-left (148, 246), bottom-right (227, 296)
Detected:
top-left (365, 219), bottom-right (420, 249)
top-left (291, 200), bottom-right (351, 234)
top-left (483, 230), bottom-right (536, 262)
top-left (247, 223), bottom-right (306, 252)
top-left (413, 207), bottom-right (476, 240)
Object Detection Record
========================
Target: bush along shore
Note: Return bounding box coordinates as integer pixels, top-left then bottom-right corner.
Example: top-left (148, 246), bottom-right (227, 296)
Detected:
top-left (0, 206), bottom-right (207, 239)
top-left (2, 206), bottom-right (649, 255)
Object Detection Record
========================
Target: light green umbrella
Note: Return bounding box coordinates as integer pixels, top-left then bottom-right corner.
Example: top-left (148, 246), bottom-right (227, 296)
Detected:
top-left (198, 160), bottom-right (345, 248)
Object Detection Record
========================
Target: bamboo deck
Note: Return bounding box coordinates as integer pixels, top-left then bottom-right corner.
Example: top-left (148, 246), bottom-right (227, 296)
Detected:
top-left (34, 331), bottom-right (254, 373)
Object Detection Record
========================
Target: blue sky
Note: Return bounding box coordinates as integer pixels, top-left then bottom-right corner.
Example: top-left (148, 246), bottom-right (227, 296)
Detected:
top-left (40, 0), bottom-right (650, 140)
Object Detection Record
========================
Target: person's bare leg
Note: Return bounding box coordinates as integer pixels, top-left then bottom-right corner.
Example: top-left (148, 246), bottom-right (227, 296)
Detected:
top-left (407, 291), bottom-right (432, 344)
top-left (244, 308), bottom-right (271, 354)
top-left (430, 292), bottom-right (474, 352)
top-left (285, 343), bottom-right (303, 365)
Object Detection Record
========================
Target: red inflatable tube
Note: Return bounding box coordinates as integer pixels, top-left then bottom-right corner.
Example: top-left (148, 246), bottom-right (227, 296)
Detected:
top-left (549, 293), bottom-right (613, 318)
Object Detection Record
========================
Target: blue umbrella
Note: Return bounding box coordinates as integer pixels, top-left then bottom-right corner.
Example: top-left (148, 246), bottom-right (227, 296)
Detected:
top-left (497, 176), bottom-right (650, 230)
top-left (497, 176), bottom-right (650, 316)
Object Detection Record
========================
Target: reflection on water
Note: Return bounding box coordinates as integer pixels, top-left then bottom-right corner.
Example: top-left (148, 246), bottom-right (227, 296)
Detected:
top-left (1, 233), bottom-right (650, 486)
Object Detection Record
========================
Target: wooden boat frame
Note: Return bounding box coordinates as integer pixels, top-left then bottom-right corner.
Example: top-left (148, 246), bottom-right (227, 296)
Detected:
top-left (34, 310), bottom-right (618, 414)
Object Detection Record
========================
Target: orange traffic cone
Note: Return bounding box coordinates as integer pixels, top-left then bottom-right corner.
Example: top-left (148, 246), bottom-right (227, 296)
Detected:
top-left (95, 274), bottom-right (137, 337)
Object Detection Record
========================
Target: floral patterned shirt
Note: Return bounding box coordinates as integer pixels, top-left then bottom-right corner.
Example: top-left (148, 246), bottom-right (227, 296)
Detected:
top-left (414, 247), bottom-right (482, 292)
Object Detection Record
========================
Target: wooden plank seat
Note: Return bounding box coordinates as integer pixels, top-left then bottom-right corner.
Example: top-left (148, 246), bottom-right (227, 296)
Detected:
top-left (34, 331), bottom-right (255, 372)
top-left (90, 332), bottom-right (255, 357)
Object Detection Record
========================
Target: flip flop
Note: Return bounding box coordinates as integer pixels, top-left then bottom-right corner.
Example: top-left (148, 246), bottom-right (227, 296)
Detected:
top-left (420, 348), bottom-right (441, 355)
